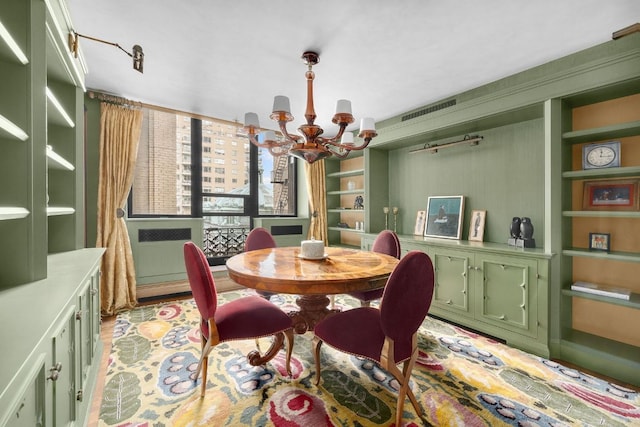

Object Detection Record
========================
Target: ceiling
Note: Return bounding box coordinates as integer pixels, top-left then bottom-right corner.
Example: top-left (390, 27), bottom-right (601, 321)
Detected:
top-left (67, 1), bottom-right (639, 137)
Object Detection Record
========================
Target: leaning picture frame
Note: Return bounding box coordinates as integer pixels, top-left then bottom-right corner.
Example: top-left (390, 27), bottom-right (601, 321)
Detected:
top-left (468, 210), bottom-right (486, 242)
top-left (424, 196), bottom-right (465, 239)
top-left (589, 232), bottom-right (610, 252)
top-left (414, 210), bottom-right (426, 235)
top-left (583, 179), bottom-right (639, 211)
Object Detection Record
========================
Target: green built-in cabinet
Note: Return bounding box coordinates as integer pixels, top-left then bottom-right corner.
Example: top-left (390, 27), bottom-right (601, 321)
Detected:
top-left (358, 31), bottom-right (640, 386)
top-left (362, 235), bottom-right (551, 356)
top-left (325, 148), bottom-right (388, 247)
top-left (0, 0), bottom-right (104, 425)
top-left (556, 90), bottom-right (640, 383)
top-left (0, 0), bottom-right (86, 286)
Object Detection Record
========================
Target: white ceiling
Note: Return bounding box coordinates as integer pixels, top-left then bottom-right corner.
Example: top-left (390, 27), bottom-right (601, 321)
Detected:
top-left (67, 1), bottom-right (639, 137)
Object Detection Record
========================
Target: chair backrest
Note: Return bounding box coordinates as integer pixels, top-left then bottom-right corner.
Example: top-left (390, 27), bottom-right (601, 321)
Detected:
top-left (372, 230), bottom-right (401, 259)
top-left (379, 250), bottom-right (434, 343)
top-left (245, 227), bottom-right (276, 251)
top-left (184, 241), bottom-right (217, 321)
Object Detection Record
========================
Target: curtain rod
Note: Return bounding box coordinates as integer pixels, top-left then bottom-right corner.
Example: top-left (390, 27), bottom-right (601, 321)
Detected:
top-left (409, 134), bottom-right (484, 154)
top-left (86, 90), bottom-right (244, 127)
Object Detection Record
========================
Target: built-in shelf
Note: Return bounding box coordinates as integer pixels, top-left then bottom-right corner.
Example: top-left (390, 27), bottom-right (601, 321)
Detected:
top-left (46, 87), bottom-right (75, 128)
top-left (327, 189), bottom-right (364, 196)
top-left (0, 19), bottom-right (29, 65)
top-left (562, 165), bottom-right (640, 180)
top-left (47, 148), bottom-right (74, 170)
top-left (562, 248), bottom-right (640, 263)
top-left (326, 168), bottom-right (364, 178)
top-left (47, 206), bottom-right (75, 216)
top-left (0, 113), bottom-right (28, 141)
top-left (562, 210), bottom-right (640, 218)
top-left (560, 329), bottom-right (640, 365)
top-left (562, 120), bottom-right (640, 144)
top-left (0, 207), bottom-right (29, 220)
top-left (327, 208), bottom-right (365, 214)
top-left (328, 226), bottom-right (363, 233)
top-left (562, 288), bottom-right (640, 309)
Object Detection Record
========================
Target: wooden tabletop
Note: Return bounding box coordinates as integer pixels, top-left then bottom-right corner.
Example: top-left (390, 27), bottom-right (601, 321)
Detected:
top-left (226, 246), bottom-right (399, 295)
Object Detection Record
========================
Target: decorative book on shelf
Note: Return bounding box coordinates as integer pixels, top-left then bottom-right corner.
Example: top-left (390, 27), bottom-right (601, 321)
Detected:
top-left (571, 281), bottom-right (631, 300)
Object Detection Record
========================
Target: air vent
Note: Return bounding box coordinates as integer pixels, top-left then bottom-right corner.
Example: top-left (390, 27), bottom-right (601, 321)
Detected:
top-left (271, 225), bottom-right (303, 236)
top-left (138, 228), bottom-right (191, 242)
top-left (401, 99), bottom-right (456, 122)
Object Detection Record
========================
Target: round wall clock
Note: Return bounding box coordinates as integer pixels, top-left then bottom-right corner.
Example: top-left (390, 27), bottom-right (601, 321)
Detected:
top-left (582, 141), bottom-right (621, 170)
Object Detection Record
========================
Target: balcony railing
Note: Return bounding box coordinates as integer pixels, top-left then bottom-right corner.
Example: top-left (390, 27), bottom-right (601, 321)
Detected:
top-left (203, 226), bottom-right (249, 260)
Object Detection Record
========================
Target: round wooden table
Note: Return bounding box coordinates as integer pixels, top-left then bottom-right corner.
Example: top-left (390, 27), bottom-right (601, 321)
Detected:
top-left (226, 246), bottom-right (399, 334)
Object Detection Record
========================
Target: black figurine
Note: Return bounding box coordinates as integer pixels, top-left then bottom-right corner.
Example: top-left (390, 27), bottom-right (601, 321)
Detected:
top-left (510, 217), bottom-right (521, 238)
top-left (520, 217), bottom-right (534, 240)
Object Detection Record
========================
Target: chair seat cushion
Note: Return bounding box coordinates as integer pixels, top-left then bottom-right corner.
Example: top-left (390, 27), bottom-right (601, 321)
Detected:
top-left (348, 288), bottom-right (384, 302)
top-left (314, 307), bottom-right (412, 363)
top-left (204, 296), bottom-right (292, 341)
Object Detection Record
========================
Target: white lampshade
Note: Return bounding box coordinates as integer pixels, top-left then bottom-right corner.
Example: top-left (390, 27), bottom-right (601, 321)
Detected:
top-left (360, 117), bottom-right (375, 132)
top-left (272, 95), bottom-right (291, 113)
top-left (335, 99), bottom-right (352, 114)
top-left (259, 130), bottom-right (277, 143)
top-left (244, 112), bottom-right (260, 128)
top-left (340, 132), bottom-right (354, 145)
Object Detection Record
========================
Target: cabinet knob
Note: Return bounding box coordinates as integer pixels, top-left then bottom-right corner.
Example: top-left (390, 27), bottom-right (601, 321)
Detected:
top-left (498, 315), bottom-right (506, 320)
top-left (446, 299), bottom-right (452, 305)
top-left (76, 310), bottom-right (83, 320)
top-left (77, 389), bottom-right (84, 402)
top-left (47, 362), bottom-right (63, 381)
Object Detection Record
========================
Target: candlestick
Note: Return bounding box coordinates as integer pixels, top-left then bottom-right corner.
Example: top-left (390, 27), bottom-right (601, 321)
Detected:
top-left (383, 206), bottom-right (389, 230)
top-left (392, 207), bottom-right (399, 233)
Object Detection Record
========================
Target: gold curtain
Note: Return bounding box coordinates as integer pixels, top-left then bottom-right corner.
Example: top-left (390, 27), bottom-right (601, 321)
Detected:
top-left (96, 102), bottom-right (143, 315)
top-left (304, 160), bottom-right (328, 244)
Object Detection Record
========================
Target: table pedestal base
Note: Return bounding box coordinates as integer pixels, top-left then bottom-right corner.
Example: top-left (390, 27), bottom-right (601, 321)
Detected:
top-left (246, 332), bottom-right (285, 367)
top-left (289, 294), bottom-right (339, 334)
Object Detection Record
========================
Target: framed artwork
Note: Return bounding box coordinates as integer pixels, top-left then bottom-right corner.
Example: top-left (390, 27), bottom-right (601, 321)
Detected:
top-left (414, 210), bottom-right (426, 235)
top-left (583, 179), bottom-right (639, 211)
top-left (468, 210), bottom-right (486, 242)
top-left (589, 232), bottom-right (610, 252)
top-left (424, 196), bottom-right (465, 240)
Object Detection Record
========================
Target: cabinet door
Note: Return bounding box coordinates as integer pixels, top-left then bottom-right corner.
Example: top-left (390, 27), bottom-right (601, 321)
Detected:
top-left (476, 254), bottom-right (537, 336)
top-left (90, 269), bottom-right (101, 358)
top-left (76, 281), bottom-right (92, 404)
top-left (51, 308), bottom-right (77, 427)
top-left (2, 354), bottom-right (46, 427)
top-left (431, 249), bottom-right (473, 317)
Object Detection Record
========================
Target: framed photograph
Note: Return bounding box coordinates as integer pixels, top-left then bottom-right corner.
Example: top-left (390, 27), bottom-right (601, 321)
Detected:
top-left (583, 179), bottom-right (639, 211)
top-left (414, 210), bottom-right (426, 235)
top-left (589, 232), bottom-right (610, 252)
top-left (424, 196), bottom-right (465, 240)
top-left (468, 210), bottom-right (486, 242)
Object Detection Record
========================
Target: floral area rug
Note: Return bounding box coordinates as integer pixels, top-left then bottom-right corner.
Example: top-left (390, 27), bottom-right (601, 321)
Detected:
top-left (99, 290), bottom-right (640, 426)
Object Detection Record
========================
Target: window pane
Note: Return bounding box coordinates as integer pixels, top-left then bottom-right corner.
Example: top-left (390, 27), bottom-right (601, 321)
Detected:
top-left (203, 196), bottom-right (245, 214)
top-left (201, 120), bottom-right (249, 194)
top-left (259, 149), bottom-right (296, 215)
top-left (131, 109), bottom-right (192, 215)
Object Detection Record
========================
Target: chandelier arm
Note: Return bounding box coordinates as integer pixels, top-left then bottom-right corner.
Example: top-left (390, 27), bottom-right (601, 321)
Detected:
top-left (277, 120), bottom-right (301, 144)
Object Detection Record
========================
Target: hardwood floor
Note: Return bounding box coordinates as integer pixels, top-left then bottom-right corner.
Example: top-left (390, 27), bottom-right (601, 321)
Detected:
top-left (87, 292), bottom-right (639, 425)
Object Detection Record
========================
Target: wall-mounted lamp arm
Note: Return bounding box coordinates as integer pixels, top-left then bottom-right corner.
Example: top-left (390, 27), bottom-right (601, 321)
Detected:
top-left (409, 134), bottom-right (483, 154)
top-left (68, 31), bottom-right (144, 73)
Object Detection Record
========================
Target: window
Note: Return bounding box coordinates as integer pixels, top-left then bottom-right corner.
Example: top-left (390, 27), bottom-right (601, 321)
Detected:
top-left (129, 106), bottom-right (297, 262)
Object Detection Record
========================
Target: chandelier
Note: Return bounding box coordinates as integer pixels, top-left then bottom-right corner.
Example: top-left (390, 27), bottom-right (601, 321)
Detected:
top-left (243, 51), bottom-right (377, 163)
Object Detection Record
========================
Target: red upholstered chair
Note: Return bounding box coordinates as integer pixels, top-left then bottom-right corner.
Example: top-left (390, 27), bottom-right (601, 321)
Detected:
top-left (183, 241), bottom-right (294, 397)
top-left (313, 250), bottom-right (434, 426)
top-left (348, 230), bottom-right (401, 306)
top-left (245, 227), bottom-right (277, 299)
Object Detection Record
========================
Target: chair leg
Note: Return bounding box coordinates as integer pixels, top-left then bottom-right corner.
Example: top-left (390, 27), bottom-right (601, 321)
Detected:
top-left (200, 353), bottom-right (208, 397)
top-left (312, 336), bottom-right (323, 385)
top-left (283, 328), bottom-right (294, 376)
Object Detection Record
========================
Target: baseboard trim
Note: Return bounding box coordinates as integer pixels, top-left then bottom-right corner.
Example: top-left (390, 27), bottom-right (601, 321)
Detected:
top-left (136, 267), bottom-right (242, 299)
